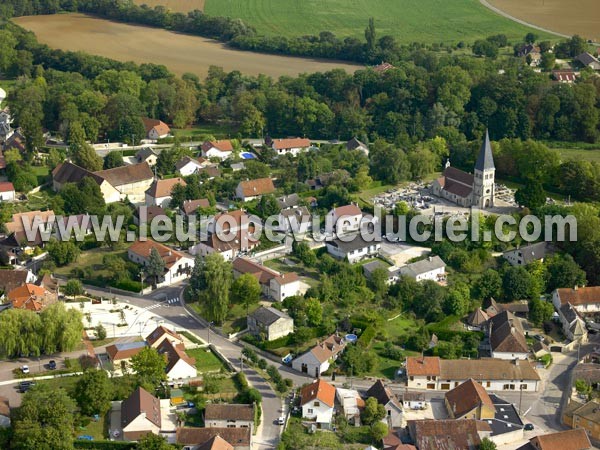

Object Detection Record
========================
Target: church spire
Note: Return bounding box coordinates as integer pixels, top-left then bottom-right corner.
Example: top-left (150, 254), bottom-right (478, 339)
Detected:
top-left (474, 129), bottom-right (495, 171)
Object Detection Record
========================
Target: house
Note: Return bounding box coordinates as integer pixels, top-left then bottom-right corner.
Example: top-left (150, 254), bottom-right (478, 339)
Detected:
top-left (553, 286), bottom-right (600, 314)
top-left (0, 269), bottom-right (35, 296)
top-left (232, 257), bottom-right (300, 302)
top-left (277, 193), bottom-right (301, 209)
top-left (405, 356), bottom-right (540, 391)
top-left (326, 204), bottom-right (362, 234)
top-left (365, 379), bottom-right (403, 428)
top-left (516, 428), bottom-right (592, 450)
top-left (300, 379), bottom-right (336, 429)
top-left (576, 52), bottom-right (600, 71)
top-left (120, 387), bottom-right (161, 441)
top-left (517, 44), bottom-right (542, 66)
top-left (175, 156), bottom-right (210, 176)
top-left (201, 140), bottom-right (233, 160)
top-left (268, 137), bottom-right (311, 156)
top-left (394, 256), bottom-right (446, 283)
top-left (1, 209), bottom-right (55, 248)
top-left (142, 118), bottom-right (170, 140)
top-left (485, 298), bottom-right (529, 319)
top-left (134, 205), bottom-right (167, 226)
top-left (146, 325), bottom-right (184, 349)
top-left (156, 338), bottom-right (197, 380)
top-left (247, 306), bottom-right (294, 342)
top-left (467, 308), bottom-right (490, 329)
top-left (278, 206), bottom-right (311, 234)
top-left (503, 242), bottom-right (547, 266)
top-left (197, 165), bottom-right (221, 181)
top-left (401, 391), bottom-right (427, 410)
top-left (106, 341), bottom-right (147, 366)
top-left (235, 178), bottom-right (275, 202)
top-left (383, 431), bottom-right (416, 450)
top-left (373, 62), bottom-right (394, 73)
top-left (431, 131), bottom-right (495, 208)
top-left (176, 427), bottom-right (251, 450)
top-left (561, 400), bottom-right (600, 442)
top-left (346, 137), bottom-right (369, 155)
top-left (204, 404), bottom-right (254, 433)
top-left (181, 199), bottom-right (211, 217)
top-left (557, 303), bottom-right (588, 342)
top-left (7, 283), bottom-right (56, 312)
top-left (292, 334), bottom-right (346, 377)
top-left (128, 239), bottom-right (194, 287)
top-left (326, 233), bottom-right (381, 264)
top-left (335, 387), bottom-right (364, 426)
top-left (306, 172), bottom-right (334, 191)
top-left (0, 109), bottom-right (13, 142)
top-left (0, 396), bottom-right (9, 428)
top-left (231, 162), bottom-right (245, 172)
top-left (552, 70), bottom-right (577, 83)
top-left (445, 379), bottom-right (494, 420)
top-left (145, 177), bottom-right (187, 208)
top-left (135, 147), bottom-right (158, 166)
top-left (51, 162), bottom-right (120, 203)
top-left (94, 162), bottom-right (154, 204)
top-left (407, 419), bottom-right (491, 450)
top-left (0, 182), bottom-right (15, 201)
top-left (488, 310), bottom-right (529, 360)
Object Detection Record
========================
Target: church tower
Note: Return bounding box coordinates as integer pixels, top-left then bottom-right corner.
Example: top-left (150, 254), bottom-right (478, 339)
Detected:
top-left (472, 130), bottom-right (495, 208)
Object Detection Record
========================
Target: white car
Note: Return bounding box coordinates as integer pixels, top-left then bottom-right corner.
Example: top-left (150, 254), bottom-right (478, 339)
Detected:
top-left (277, 416), bottom-right (285, 426)
top-left (21, 365), bottom-right (29, 374)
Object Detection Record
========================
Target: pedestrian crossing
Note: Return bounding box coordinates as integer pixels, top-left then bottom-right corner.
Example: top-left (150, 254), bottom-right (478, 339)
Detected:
top-left (144, 297), bottom-right (179, 311)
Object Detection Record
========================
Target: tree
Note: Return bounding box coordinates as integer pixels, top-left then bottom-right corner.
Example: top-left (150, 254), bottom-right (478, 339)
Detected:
top-left (515, 179), bottom-right (546, 209)
top-left (46, 239), bottom-right (80, 266)
top-left (63, 279), bottom-right (83, 298)
top-left (575, 379), bottom-right (592, 398)
top-left (95, 323), bottom-right (107, 340)
top-left (365, 18), bottom-right (376, 53)
top-left (305, 298), bottom-right (323, 326)
top-left (502, 266), bottom-right (533, 301)
top-left (130, 347), bottom-right (167, 389)
top-left (480, 437), bottom-right (498, 450)
top-left (474, 269), bottom-right (502, 300)
top-left (540, 52), bottom-right (556, 71)
top-left (145, 248), bottom-right (166, 287)
top-left (12, 384), bottom-right (75, 450)
top-left (190, 253), bottom-right (232, 324)
top-left (61, 177), bottom-right (106, 216)
top-left (473, 40), bottom-right (498, 58)
top-left (361, 397), bottom-right (386, 426)
top-left (525, 33), bottom-right (538, 44)
top-left (69, 122), bottom-right (102, 171)
top-left (529, 298), bottom-right (554, 326)
top-left (545, 254), bottom-right (586, 292)
top-left (370, 421), bottom-right (388, 443)
top-left (231, 273), bottom-right (261, 316)
top-left (103, 151), bottom-right (125, 170)
top-left (135, 433), bottom-right (174, 450)
top-left (74, 369), bottom-right (112, 416)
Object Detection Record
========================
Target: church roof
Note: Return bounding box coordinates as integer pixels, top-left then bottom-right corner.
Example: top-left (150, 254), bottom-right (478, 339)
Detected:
top-left (475, 129), bottom-right (495, 171)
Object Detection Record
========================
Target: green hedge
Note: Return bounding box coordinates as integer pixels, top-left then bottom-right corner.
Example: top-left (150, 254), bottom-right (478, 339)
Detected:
top-left (357, 325), bottom-right (376, 348)
top-left (74, 441), bottom-right (135, 449)
top-left (113, 279), bottom-right (142, 292)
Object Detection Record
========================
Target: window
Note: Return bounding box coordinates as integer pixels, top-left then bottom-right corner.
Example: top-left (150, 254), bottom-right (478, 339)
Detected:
top-left (307, 408), bottom-right (313, 414)
top-left (409, 376), bottom-right (414, 381)
top-left (314, 402), bottom-right (320, 407)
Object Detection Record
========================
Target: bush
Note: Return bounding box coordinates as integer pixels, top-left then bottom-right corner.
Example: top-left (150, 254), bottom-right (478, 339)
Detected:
top-left (357, 326), bottom-right (376, 348)
top-left (242, 346), bottom-right (259, 364)
top-left (258, 359), bottom-right (268, 370)
top-left (113, 279), bottom-right (142, 292)
top-left (234, 371), bottom-right (249, 390)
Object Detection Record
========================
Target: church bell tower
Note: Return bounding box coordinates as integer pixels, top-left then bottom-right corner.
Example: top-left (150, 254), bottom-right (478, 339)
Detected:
top-left (472, 130), bottom-right (495, 208)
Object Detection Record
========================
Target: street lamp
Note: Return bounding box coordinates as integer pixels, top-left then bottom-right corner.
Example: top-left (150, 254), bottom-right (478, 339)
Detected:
top-left (139, 270), bottom-right (144, 292)
top-left (207, 321), bottom-right (214, 346)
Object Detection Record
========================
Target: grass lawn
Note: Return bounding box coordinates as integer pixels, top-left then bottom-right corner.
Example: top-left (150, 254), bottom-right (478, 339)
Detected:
top-left (204, 0), bottom-right (553, 44)
top-left (186, 347), bottom-right (228, 373)
top-left (555, 147), bottom-right (600, 163)
top-left (54, 247), bottom-right (130, 278)
top-left (172, 122), bottom-right (236, 140)
top-left (263, 256), bottom-right (321, 288)
top-left (75, 413), bottom-right (107, 441)
top-left (31, 165), bottom-right (50, 185)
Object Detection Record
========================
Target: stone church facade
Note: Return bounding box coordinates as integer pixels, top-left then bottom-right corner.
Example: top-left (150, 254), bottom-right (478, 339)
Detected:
top-left (431, 130), bottom-right (495, 208)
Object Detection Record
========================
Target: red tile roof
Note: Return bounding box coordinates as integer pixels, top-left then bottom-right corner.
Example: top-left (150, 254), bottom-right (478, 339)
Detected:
top-left (237, 178), bottom-right (275, 198)
top-left (7, 283), bottom-right (52, 312)
top-left (121, 386), bottom-right (161, 429)
top-left (270, 138), bottom-right (311, 150)
top-left (142, 118), bottom-right (170, 137)
top-left (333, 204), bottom-right (362, 217)
top-left (556, 287), bottom-right (600, 306)
top-left (445, 379), bottom-right (493, 418)
top-left (0, 181), bottom-right (14, 193)
top-left (146, 177), bottom-right (186, 198)
top-left (202, 140), bottom-right (234, 153)
top-left (182, 198), bottom-right (210, 215)
top-left (529, 428), bottom-right (592, 450)
top-left (300, 379), bottom-right (335, 408)
top-left (129, 239), bottom-right (187, 269)
top-left (406, 356), bottom-right (441, 377)
top-left (156, 339), bottom-right (196, 373)
top-left (95, 162), bottom-right (153, 187)
top-left (146, 325), bottom-right (183, 347)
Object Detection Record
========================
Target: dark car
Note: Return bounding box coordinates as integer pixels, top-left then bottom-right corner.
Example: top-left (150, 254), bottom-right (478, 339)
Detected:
top-left (524, 423), bottom-right (534, 431)
top-left (19, 381), bottom-right (35, 393)
top-left (48, 360), bottom-right (57, 370)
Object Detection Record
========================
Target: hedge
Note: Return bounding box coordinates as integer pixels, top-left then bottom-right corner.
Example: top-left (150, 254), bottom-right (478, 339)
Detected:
top-left (74, 441), bottom-right (135, 449)
top-left (357, 325), bottom-right (376, 348)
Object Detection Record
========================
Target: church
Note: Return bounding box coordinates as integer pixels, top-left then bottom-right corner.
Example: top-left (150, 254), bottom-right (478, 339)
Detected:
top-left (431, 130), bottom-right (495, 208)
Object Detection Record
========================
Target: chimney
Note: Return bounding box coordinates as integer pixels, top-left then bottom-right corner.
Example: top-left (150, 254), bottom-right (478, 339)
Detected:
top-left (513, 359), bottom-right (519, 366)
top-left (574, 285), bottom-right (579, 291)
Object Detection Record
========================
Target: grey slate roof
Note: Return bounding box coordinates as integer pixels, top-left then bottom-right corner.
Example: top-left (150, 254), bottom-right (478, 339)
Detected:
top-left (503, 242), bottom-right (547, 264)
top-left (277, 193), bottom-right (301, 209)
top-left (328, 233), bottom-right (380, 253)
top-left (250, 306), bottom-right (291, 326)
top-left (395, 256), bottom-right (445, 278)
top-left (474, 129), bottom-right (495, 171)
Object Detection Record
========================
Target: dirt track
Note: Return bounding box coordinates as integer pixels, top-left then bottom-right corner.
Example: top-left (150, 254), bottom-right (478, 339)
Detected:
top-left (485, 0), bottom-right (600, 42)
top-left (14, 14), bottom-right (362, 78)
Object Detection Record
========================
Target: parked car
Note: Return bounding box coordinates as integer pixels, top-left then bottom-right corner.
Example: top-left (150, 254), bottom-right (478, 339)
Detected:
top-left (19, 381), bottom-right (35, 393)
top-left (524, 423), bottom-right (534, 431)
top-left (277, 416), bottom-right (286, 425)
top-left (21, 365), bottom-right (29, 374)
top-left (48, 360), bottom-right (56, 370)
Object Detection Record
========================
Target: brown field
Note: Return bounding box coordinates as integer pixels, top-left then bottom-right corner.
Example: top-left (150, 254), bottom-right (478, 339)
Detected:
top-left (13, 14), bottom-right (361, 78)
top-left (488, 0), bottom-right (600, 42)
top-left (132, 0), bottom-right (205, 13)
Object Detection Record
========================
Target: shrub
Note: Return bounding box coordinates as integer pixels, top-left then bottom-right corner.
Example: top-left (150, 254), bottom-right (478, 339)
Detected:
top-left (258, 359), bottom-right (268, 370)
top-left (357, 326), bottom-right (376, 348)
top-left (113, 279), bottom-right (142, 292)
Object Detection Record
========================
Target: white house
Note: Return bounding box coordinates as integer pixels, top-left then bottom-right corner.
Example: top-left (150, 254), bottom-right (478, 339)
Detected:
top-left (120, 387), bottom-right (162, 441)
top-left (94, 163), bottom-right (155, 204)
top-left (235, 178), bottom-right (275, 202)
top-left (326, 204), bottom-right (362, 234)
top-left (268, 137), bottom-right (311, 156)
top-left (503, 242), bottom-right (547, 267)
top-left (156, 339), bottom-right (197, 381)
top-left (405, 356), bottom-right (540, 392)
top-left (557, 303), bottom-right (588, 342)
top-left (335, 388), bottom-right (363, 426)
top-left (278, 207), bottom-right (311, 234)
top-left (0, 182), bottom-right (15, 201)
top-left (146, 325), bottom-right (185, 349)
top-left (247, 306), bottom-right (294, 342)
top-left (201, 140), bottom-right (233, 160)
top-left (366, 380), bottom-right (403, 428)
top-left (204, 404), bottom-right (255, 434)
top-left (232, 257), bottom-right (300, 302)
top-left (145, 177), bottom-right (187, 208)
top-left (142, 118), bottom-right (170, 141)
top-left (553, 286), bottom-right (600, 314)
top-left (292, 335), bottom-right (346, 377)
top-left (346, 137), bottom-right (369, 156)
top-left (175, 156), bottom-right (210, 176)
top-left (127, 239), bottom-right (194, 287)
top-left (326, 234), bottom-right (381, 264)
top-left (135, 147), bottom-right (158, 166)
top-left (488, 311), bottom-right (530, 360)
top-left (300, 379), bottom-right (335, 429)
top-left (394, 256), bottom-right (446, 282)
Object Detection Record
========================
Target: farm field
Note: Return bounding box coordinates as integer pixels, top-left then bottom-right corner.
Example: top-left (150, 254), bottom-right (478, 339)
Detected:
top-left (555, 147), bottom-right (600, 164)
top-left (133, 0), bottom-right (205, 13)
top-left (203, 0), bottom-right (553, 44)
top-left (13, 14), bottom-right (362, 78)
top-left (488, 0), bottom-right (600, 42)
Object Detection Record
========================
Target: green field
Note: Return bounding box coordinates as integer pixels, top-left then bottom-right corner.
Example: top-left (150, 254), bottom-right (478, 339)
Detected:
top-left (556, 147), bottom-right (600, 163)
top-left (204, 0), bottom-right (553, 44)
